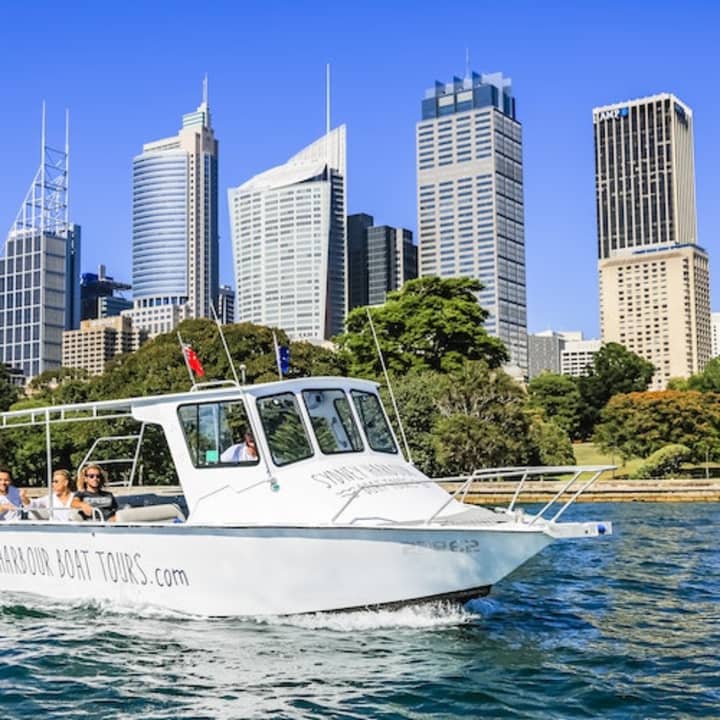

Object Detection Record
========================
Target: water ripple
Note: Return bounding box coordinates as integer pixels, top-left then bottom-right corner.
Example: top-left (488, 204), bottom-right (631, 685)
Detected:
top-left (0, 503), bottom-right (719, 718)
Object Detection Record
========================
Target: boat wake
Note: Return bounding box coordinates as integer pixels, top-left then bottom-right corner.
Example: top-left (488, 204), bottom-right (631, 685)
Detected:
top-left (258, 599), bottom-right (498, 631)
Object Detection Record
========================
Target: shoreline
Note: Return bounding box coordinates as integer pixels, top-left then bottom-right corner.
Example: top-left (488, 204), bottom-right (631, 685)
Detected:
top-left (439, 478), bottom-right (720, 504)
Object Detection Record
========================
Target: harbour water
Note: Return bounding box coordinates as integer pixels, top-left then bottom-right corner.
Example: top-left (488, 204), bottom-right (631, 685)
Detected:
top-left (1, 502), bottom-right (718, 719)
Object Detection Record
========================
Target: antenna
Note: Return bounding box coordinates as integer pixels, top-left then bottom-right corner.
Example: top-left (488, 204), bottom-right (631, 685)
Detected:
top-left (325, 63), bottom-right (331, 135)
top-left (365, 308), bottom-right (413, 464)
top-left (210, 302), bottom-right (241, 386)
top-left (465, 48), bottom-right (470, 79)
top-left (203, 72), bottom-right (208, 105)
top-left (65, 108), bottom-right (70, 230)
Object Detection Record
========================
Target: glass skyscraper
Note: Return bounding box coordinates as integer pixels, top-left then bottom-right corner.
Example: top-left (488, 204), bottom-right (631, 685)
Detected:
top-left (126, 84), bottom-right (218, 336)
top-left (416, 71), bottom-right (527, 373)
top-left (228, 126), bottom-right (347, 341)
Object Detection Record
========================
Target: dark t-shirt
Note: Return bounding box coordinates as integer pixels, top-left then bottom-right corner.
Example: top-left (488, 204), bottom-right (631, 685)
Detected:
top-left (75, 490), bottom-right (118, 521)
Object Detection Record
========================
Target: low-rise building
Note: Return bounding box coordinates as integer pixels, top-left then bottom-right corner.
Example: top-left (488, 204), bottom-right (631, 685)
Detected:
top-left (62, 316), bottom-right (147, 375)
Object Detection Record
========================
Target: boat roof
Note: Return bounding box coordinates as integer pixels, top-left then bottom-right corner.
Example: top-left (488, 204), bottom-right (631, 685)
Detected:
top-left (0, 376), bottom-right (381, 429)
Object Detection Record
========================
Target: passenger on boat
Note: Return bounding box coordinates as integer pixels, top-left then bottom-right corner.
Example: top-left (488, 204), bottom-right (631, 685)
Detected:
top-left (0, 466), bottom-right (22, 520)
top-left (19, 469), bottom-right (78, 521)
top-left (220, 430), bottom-right (259, 463)
top-left (74, 464), bottom-right (118, 522)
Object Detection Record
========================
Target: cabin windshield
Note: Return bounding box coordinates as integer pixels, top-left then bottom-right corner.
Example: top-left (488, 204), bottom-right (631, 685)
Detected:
top-left (256, 392), bottom-right (314, 467)
top-left (350, 390), bottom-right (398, 454)
top-left (301, 389), bottom-right (364, 454)
top-left (177, 400), bottom-right (260, 467)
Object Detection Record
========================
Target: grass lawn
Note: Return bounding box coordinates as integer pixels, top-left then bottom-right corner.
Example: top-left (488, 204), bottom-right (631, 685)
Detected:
top-left (572, 442), bottom-right (643, 479)
top-left (572, 442), bottom-right (720, 479)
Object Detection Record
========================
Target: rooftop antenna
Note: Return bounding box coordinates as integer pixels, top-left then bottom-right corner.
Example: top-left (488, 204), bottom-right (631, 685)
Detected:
top-left (65, 108), bottom-right (70, 230)
top-left (202, 72), bottom-right (208, 105)
top-left (325, 63), bottom-right (331, 135)
top-left (465, 48), bottom-right (471, 79)
top-left (365, 308), bottom-right (413, 465)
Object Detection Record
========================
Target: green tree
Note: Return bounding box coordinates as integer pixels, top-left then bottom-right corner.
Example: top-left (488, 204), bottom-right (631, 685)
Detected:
top-left (577, 342), bottom-right (655, 438)
top-left (0, 364), bottom-right (19, 412)
top-left (526, 410), bottom-right (576, 466)
top-left (594, 390), bottom-right (720, 463)
top-left (527, 372), bottom-right (583, 439)
top-left (337, 276), bottom-right (508, 378)
top-left (432, 361), bottom-right (533, 474)
top-left (380, 370), bottom-right (444, 477)
top-left (687, 356), bottom-right (720, 392)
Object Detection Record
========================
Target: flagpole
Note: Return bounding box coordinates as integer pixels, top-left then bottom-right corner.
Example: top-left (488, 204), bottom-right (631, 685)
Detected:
top-left (177, 331), bottom-right (196, 388)
top-left (272, 331), bottom-right (282, 380)
top-left (210, 302), bottom-right (242, 386)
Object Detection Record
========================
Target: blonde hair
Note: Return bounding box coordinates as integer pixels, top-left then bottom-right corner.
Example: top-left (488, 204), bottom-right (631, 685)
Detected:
top-left (77, 464), bottom-right (106, 491)
top-left (52, 468), bottom-right (75, 492)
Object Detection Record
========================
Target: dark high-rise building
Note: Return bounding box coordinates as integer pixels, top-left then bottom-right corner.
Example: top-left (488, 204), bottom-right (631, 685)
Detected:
top-left (367, 226), bottom-right (417, 305)
top-left (217, 284), bottom-right (235, 325)
top-left (347, 213), bottom-right (373, 310)
top-left (80, 265), bottom-right (132, 320)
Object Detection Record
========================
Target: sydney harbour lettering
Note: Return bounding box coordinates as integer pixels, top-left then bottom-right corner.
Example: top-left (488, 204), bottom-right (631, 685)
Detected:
top-left (0, 544), bottom-right (189, 588)
top-left (311, 463), bottom-right (420, 496)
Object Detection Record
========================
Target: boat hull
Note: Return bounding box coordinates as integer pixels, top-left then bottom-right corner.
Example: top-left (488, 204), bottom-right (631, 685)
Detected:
top-left (0, 523), bottom-right (552, 615)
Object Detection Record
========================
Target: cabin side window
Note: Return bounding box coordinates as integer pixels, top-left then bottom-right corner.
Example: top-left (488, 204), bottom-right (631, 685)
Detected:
top-left (302, 389), bottom-right (364, 454)
top-left (256, 392), bottom-right (313, 467)
top-left (350, 390), bottom-right (398, 454)
top-left (177, 400), bottom-right (259, 468)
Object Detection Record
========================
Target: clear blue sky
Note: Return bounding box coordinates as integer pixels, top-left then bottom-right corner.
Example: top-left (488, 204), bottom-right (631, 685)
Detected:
top-left (1, 0), bottom-right (718, 338)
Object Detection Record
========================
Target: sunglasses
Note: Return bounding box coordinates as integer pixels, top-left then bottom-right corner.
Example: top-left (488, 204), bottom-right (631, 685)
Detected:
top-left (85, 473), bottom-right (101, 479)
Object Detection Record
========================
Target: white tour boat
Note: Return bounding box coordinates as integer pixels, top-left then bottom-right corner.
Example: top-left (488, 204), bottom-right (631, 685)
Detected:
top-left (0, 376), bottom-right (612, 616)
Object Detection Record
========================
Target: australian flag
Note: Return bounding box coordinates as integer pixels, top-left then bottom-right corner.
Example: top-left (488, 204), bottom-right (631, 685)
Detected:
top-left (279, 345), bottom-right (290, 375)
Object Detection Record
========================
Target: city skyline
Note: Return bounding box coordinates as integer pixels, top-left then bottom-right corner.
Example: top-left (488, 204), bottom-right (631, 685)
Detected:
top-left (1, 1), bottom-right (718, 341)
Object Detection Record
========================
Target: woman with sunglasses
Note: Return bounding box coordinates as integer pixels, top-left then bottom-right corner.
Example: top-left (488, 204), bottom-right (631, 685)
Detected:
top-left (74, 464), bottom-right (118, 522)
top-left (20, 468), bottom-right (77, 521)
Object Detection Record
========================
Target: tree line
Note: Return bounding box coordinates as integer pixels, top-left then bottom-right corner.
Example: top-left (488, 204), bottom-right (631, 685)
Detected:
top-left (1, 276), bottom-right (716, 482)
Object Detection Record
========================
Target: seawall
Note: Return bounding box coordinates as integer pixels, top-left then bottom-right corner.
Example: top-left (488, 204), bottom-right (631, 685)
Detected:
top-left (439, 478), bottom-right (720, 504)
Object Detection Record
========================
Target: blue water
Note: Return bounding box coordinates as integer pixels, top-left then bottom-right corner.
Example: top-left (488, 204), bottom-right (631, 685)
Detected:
top-left (1, 503), bottom-right (718, 719)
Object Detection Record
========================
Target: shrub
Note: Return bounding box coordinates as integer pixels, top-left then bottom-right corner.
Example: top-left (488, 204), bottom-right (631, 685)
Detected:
top-left (629, 444), bottom-right (691, 479)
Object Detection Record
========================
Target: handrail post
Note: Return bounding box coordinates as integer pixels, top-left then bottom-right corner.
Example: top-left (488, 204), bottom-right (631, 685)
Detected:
top-left (507, 468), bottom-right (530, 512)
top-left (529, 470), bottom-right (582, 525)
top-left (550, 470), bottom-right (603, 522)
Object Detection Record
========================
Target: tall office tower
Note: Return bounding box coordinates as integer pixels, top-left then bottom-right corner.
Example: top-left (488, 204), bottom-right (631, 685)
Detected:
top-left (80, 265), bottom-right (132, 320)
top-left (347, 213), bottom-right (374, 310)
top-left (367, 226), bottom-right (417, 305)
top-left (594, 94), bottom-right (711, 389)
top-left (217, 284), bottom-right (235, 325)
top-left (0, 109), bottom-right (81, 380)
top-left (128, 80), bottom-right (219, 335)
top-left (228, 125), bottom-right (347, 341)
top-left (417, 71), bottom-right (527, 373)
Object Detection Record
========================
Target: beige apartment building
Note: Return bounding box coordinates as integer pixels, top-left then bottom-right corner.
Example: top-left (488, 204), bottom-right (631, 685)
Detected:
top-left (594, 93), bottom-right (711, 389)
top-left (62, 316), bottom-right (147, 376)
